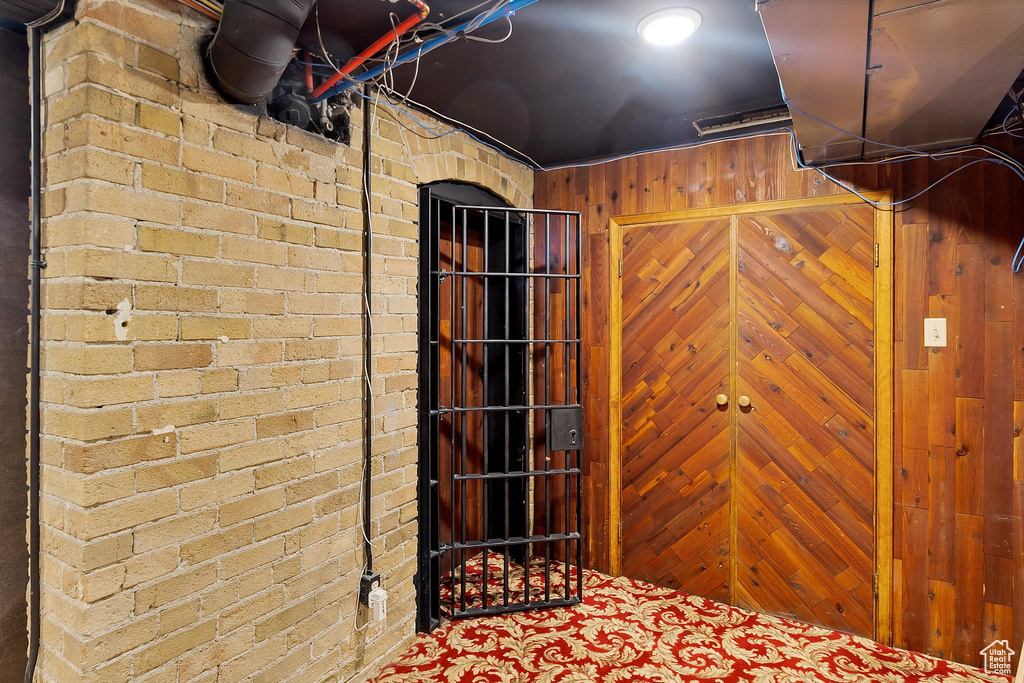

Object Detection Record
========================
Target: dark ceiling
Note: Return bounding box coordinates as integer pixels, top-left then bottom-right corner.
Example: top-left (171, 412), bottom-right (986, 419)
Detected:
top-left (301, 0), bottom-right (785, 167)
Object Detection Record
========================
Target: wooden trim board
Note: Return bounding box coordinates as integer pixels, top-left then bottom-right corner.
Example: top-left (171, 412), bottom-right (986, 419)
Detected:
top-left (608, 191), bottom-right (895, 640)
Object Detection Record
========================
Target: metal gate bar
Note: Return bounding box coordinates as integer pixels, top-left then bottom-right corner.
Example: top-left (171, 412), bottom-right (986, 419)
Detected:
top-left (417, 190), bottom-right (583, 629)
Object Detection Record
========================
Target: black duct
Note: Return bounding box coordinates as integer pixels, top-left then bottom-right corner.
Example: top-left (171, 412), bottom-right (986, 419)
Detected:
top-left (208, 0), bottom-right (317, 104)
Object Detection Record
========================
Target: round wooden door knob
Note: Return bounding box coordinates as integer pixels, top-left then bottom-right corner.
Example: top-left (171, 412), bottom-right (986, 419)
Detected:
top-left (716, 394), bottom-right (728, 406)
top-left (738, 395), bottom-right (751, 408)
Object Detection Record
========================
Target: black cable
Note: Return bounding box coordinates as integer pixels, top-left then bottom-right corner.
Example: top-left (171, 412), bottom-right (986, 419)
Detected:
top-left (25, 24), bottom-right (43, 683)
top-left (362, 83), bottom-right (374, 572)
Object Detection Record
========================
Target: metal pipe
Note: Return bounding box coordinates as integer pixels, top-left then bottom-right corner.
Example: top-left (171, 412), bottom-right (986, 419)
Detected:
top-left (309, 0), bottom-right (429, 101)
top-left (313, 0), bottom-right (540, 101)
top-left (25, 24), bottom-right (43, 683)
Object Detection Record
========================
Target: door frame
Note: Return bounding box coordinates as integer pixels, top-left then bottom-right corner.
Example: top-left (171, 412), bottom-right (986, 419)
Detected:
top-left (608, 191), bottom-right (894, 643)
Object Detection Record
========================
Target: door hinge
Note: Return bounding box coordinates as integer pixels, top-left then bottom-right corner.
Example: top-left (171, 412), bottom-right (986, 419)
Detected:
top-left (874, 243), bottom-right (880, 268)
top-left (873, 573), bottom-right (879, 598)
top-left (618, 258), bottom-right (623, 278)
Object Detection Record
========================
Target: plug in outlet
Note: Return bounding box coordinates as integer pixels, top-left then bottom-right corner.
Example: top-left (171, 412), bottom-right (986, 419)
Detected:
top-left (368, 586), bottom-right (387, 622)
top-left (359, 571), bottom-right (381, 607)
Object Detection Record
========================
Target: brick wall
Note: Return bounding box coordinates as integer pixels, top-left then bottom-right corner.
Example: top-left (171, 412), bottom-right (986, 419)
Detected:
top-left (36, 1), bottom-right (533, 680)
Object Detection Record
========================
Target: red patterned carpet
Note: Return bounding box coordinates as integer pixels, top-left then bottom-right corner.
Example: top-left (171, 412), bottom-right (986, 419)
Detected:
top-left (374, 555), bottom-right (1010, 682)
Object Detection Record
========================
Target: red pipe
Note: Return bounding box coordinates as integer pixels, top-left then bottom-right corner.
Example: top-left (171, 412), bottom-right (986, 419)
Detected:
top-left (310, 0), bottom-right (429, 100)
top-left (304, 51), bottom-right (314, 93)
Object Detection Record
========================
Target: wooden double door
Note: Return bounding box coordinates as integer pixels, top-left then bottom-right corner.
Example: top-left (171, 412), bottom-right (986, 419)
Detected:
top-left (617, 198), bottom-right (892, 639)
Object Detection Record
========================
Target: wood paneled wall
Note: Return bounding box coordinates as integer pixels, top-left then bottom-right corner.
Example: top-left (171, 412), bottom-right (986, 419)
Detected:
top-left (534, 132), bottom-right (1024, 669)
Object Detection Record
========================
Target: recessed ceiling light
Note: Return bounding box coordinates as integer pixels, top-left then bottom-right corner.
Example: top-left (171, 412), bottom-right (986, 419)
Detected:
top-left (637, 7), bottom-right (703, 46)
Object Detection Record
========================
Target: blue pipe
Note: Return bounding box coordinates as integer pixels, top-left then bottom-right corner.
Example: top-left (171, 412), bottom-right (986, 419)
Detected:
top-left (312, 0), bottom-right (541, 102)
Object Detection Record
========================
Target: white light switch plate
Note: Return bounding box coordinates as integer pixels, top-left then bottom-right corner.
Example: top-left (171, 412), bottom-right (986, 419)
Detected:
top-left (924, 318), bottom-right (946, 348)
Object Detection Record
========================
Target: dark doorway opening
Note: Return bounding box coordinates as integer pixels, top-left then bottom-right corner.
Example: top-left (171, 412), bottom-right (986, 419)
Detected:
top-left (416, 183), bottom-right (584, 632)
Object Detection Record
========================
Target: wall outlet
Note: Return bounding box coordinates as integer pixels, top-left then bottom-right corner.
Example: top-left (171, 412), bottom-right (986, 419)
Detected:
top-left (368, 587), bottom-right (387, 622)
top-left (359, 571), bottom-right (381, 606)
top-left (924, 318), bottom-right (947, 348)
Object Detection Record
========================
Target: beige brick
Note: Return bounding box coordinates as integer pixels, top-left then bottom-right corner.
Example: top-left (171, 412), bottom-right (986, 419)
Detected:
top-left (253, 644), bottom-right (310, 683)
top-left (256, 267), bottom-right (315, 292)
top-left (64, 182), bottom-right (179, 225)
top-left (135, 343), bottom-right (213, 371)
top-left (49, 85), bottom-right (134, 125)
top-left (286, 383), bottom-right (340, 409)
top-left (254, 503), bottom-right (313, 541)
top-left (218, 588), bottom-right (284, 634)
top-left (135, 284), bottom-right (218, 313)
top-left (159, 599), bottom-right (200, 635)
top-left (254, 456), bottom-right (313, 490)
top-left (180, 471), bottom-right (253, 511)
top-left (222, 236), bottom-right (287, 266)
top-left (64, 433), bottom-right (177, 475)
top-left (180, 418), bottom-right (253, 454)
top-left (124, 547), bottom-right (179, 588)
top-left (136, 398), bottom-right (218, 431)
top-left (142, 165), bottom-right (224, 202)
top-left (201, 368), bottom-right (238, 394)
top-left (176, 627), bottom-right (251, 682)
top-left (66, 53), bottom-right (176, 106)
top-left (182, 261), bottom-right (254, 288)
top-left (82, 1), bottom-right (180, 50)
top-left (182, 202), bottom-right (255, 235)
top-left (47, 148), bottom-right (135, 185)
top-left (287, 293), bottom-right (342, 316)
top-left (66, 614), bottom-right (159, 670)
top-left (225, 183), bottom-right (289, 216)
top-left (44, 281), bottom-right (132, 311)
top-left (135, 565), bottom-right (219, 613)
top-left (180, 317), bottom-right (252, 340)
top-left (219, 538), bottom-right (285, 580)
top-left (255, 597), bottom-right (313, 641)
top-left (292, 200), bottom-right (345, 228)
top-left (137, 45), bottom-right (179, 82)
top-left (220, 440), bottom-right (285, 473)
top-left (257, 218), bottom-right (314, 245)
top-left (138, 103), bottom-right (180, 137)
top-left (184, 146), bottom-right (255, 183)
top-left (218, 390), bottom-right (285, 420)
top-left (43, 215), bottom-right (135, 250)
top-left (139, 226), bottom-right (219, 257)
top-left (220, 488), bottom-right (284, 527)
top-left (45, 406), bottom-right (133, 442)
top-left (220, 290), bottom-right (286, 315)
top-left (218, 630), bottom-right (287, 683)
top-left (157, 371), bottom-right (201, 398)
top-left (256, 410), bottom-right (313, 440)
top-left (253, 318), bottom-right (311, 339)
top-left (257, 165), bottom-right (314, 198)
top-left (285, 472), bottom-right (338, 505)
top-left (136, 454), bottom-right (218, 492)
top-left (180, 524), bottom-right (252, 565)
top-left (134, 510), bottom-right (217, 554)
top-left (65, 118), bottom-right (179, 166)
top-left (212, 128), bottom-right (273, 161)
top-left (216, 341), bottom-right (282, 366)
top-left (45, 468), bottom-right (134, 508)
top-left (134, 618), bottom-right (216, 674)
top-left (66, 490), bottom-right (177, 541)
top-left (287, 245), bottom-right (342, 271)
top-left (64, 375), bottom-right (154, 408)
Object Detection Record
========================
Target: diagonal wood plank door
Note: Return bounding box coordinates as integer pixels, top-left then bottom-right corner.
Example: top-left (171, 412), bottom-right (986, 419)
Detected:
top-left (618, 203), bottom-right (880, 639)
top-left (620, 218), bottom-right (732, 602)
top-left (735, 207), bottom-right (876, 638)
